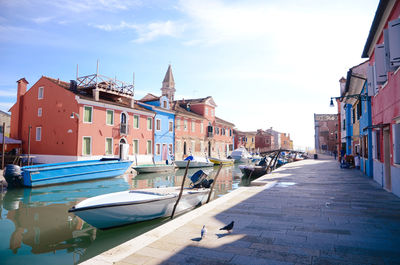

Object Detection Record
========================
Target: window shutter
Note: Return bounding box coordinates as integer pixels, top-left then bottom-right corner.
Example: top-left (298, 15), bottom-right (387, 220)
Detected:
top-left (388, 18), bottom-right (400, 67)
top-left (393, 123), bottom-right (400, 164)
top-left (384, 29), bottom-right (397, 72)
top-left (372, 130), bottom-right (376, 159)
top-left (375, 44), bottom-right (387, 84)
top-left (367, 64), bottom-right (375, 96)
top-left (373, 64), bottom-right (379, 95)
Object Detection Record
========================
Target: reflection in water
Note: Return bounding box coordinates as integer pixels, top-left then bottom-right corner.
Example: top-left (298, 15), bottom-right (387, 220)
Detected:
top-left (0, 165), bottom-right (242, 265)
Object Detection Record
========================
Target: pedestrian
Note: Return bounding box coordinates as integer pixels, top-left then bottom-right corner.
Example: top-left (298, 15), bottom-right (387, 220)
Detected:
top-left (354, 153), bottom-right (360, 170)
top-left (333, 150), bottom-right (337, 160)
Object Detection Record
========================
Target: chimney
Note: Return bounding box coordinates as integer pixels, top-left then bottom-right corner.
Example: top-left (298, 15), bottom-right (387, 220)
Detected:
top-left (17, 78), bottom-right (28, 98)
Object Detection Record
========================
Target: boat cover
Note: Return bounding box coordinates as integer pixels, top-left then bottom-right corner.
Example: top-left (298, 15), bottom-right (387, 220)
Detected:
top-left (190, 170), bottom-right (207, 185)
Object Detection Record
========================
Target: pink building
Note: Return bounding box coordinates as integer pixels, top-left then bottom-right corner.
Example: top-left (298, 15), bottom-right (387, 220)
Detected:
top-left (9, 75), bottom-right (155, 164)
top-left (362, 0), bottom-right (400, 196)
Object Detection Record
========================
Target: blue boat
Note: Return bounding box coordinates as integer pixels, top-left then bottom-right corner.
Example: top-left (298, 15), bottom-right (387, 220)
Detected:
top-left (4, 158), bottom-right (132, 187)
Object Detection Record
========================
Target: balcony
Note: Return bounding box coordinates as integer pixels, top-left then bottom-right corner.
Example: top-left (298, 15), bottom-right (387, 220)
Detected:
top-left (120, 123), bottom-right (129, 135)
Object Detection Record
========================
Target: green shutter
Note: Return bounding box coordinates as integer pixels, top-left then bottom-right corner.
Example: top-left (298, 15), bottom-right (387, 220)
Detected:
top-left (84, 107), bottom-right (92, 122)
top-left (106, 110), bottom-right (113, 125)
top-left (83, 137), bottom-right (91, 155)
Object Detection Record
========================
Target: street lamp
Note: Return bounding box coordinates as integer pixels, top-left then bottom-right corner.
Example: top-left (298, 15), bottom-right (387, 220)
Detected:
top-left (70, 112), bottom-right (80, 119)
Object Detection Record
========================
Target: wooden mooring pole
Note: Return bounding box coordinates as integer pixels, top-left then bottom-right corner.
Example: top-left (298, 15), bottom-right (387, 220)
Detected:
top-left (171, 159), bottom-right (190, 219)
top-left (206, 163), bottom-right (223, 203)
top-left (1, 122), bottom-right (5, 169)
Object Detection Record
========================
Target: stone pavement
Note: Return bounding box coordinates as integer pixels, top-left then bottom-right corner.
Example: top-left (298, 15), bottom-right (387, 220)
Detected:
top-left (83, 155), bottom-right (400, 265)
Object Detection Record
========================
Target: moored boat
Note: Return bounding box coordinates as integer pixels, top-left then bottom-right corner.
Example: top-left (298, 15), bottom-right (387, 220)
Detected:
top-left (239, 165), bottom-right (269, 179)
top-left (174, 156), bottom-right (214, 168)
top-left (132, 164), bottom-right (175, 174)
top-left (229, 147), bottom-right (252, 163)
top-left (208, 157), bottom-right (234, 166)
top-left (69, 170), bottom-right (213, 229)
top-left (4, 158), bottom-right (132, 188)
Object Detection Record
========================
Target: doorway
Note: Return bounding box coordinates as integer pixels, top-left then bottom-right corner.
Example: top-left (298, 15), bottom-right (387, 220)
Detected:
top-left (383, 128), bottom-right (391, 191)
top-left (208, 141), bottom-right (211, 157)
top-left (183, 142), bottom-right (187, 156)
top-left (119, 138), bottom-right (129, 160)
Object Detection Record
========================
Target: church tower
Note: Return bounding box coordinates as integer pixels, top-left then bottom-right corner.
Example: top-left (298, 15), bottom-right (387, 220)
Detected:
top-left (161, 64), bottom-right (176, 102)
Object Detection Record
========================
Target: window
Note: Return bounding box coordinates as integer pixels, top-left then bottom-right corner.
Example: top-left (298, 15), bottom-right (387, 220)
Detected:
top-left (83, 137), bottom-right (91, 155)
top-left (343, 119), bottom-right (346, 130)
top-left (133, 139), bottom-right (139, 154)
top-left (168, 144), bottom-right (173, 155)
top-left (38, 86), bottom-right (44, 99)
top-left (84, 106), bottom-right (93, 123)
top-left (147, 117), bottom-right (152, 130)
top-left (230, 129), bottom-right (232, 136)
top-left (191, 121), bottom-right (195, 132)
top-left (36, 127), bottom-right (42, 141)
top-left (176, 119), bottom-right (180, 130)
top-left (211, 109), bottom-right (214, 116)
top-left (205, 107), bottom-right (208, 116)
top-left (191, 140), bottom-right (195, 154)
top-left (38, 108), bottom-right (42, 117)
top-left (393, 123), bottom-right (400, 164)
top-left (184, 120), bottom-right (188, 131)
top-left (169, 121), bottom-right (173, 132)
top-left (146, 140), bottom-right (152, 154)
top-left (105, 138), bottom-right (113, 155)
top-left (200, 123), bottom-right (204, 133)
top-left (156, 144), bottom-right (161, 155)
top-left (176, 140), bottom-right (181, 152)
top-left (156, 119), bottom-right (161, 131)
top-left (106, 110), bottom-right (114, 125)
top-left (352, 109), bottom-right (355, 124)
top-left (133, 115), bottom-right (139, 129)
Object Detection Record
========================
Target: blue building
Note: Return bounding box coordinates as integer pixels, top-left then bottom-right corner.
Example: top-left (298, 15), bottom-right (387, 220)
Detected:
top-left (342, 61), bottom-right (373, 176)
top-left (138, 93), bottom-right (175, 163)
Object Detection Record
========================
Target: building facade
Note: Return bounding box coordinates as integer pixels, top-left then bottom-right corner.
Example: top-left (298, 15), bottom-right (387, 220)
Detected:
top-left (9, 75), bottom-right (155, 164)
top-left (255, 129), bottom-right (274, 153)
top-left (0, 110), bottom-right (11, 137)
top-left (361, 0), bottom-right (400, 196)
top-left (314, 114), bottom-right (338, 153)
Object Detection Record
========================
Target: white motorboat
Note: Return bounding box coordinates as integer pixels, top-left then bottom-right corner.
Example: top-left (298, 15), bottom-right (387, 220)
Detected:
top-left (174, 156), bottom-right (214, 168)
top-left (132, 164), bottom-right (176, 174)
top-left (69, 170), bottom-right (212, 229)
top-left (229, 147), bottom-right (252, 163)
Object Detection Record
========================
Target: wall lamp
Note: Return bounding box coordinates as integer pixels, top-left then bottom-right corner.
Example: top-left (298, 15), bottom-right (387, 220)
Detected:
top-left (70, 112), bottom-right (80, 119)
top-left (329, 94), bottom-right (370, 107)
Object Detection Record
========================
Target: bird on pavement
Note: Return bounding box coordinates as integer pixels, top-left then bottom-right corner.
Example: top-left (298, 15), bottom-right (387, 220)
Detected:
top-left (201, 225), bottom-right (207, 239)
top-left (219, 221), bottom-right (234, 233)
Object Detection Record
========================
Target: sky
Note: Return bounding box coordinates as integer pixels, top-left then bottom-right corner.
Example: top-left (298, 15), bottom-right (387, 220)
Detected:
top-left (0, 0), bottom-right (379, 150)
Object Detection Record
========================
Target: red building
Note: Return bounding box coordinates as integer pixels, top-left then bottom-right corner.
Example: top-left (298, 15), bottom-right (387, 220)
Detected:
top-left (9, 75), bottom-right (155, 164)
top-left (314, 114), bottom-right (338, 153)
top-left (362, 0), bottom-right (400, 196)
top-left (255, 129), bottom-right (274, 153)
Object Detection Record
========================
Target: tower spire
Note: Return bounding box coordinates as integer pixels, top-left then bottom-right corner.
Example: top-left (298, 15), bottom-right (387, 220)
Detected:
top-left (161, 64), bottom-right (176, 102)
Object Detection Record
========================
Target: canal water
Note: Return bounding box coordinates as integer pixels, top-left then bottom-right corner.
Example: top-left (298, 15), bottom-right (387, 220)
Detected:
top-left (0, 165), bottom-right (245, 265)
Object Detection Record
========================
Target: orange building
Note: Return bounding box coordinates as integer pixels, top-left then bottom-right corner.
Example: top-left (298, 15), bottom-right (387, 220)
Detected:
top-left (9, 75), bottom-right (155, 164)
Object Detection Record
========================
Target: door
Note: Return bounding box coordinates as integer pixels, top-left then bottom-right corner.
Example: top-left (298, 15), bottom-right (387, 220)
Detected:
top-left (383, 128), bottom-right (391, 191)
top-left (208, 141), bottom-right (211, 157)
top-left (119, 138), bottom-right (129, 160)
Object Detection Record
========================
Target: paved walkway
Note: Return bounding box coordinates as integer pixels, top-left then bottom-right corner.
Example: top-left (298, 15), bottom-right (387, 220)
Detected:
top-left (82, 155), bottom-right (400, 265)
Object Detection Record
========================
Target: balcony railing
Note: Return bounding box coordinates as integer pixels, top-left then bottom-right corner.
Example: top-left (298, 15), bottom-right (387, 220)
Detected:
top-left (120, 123), bottom-right (129, 135)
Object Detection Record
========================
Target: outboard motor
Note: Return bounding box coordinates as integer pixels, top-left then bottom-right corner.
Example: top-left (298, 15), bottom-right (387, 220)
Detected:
top-left (190, 170), bottom-right (213, 188)
top-left (4, 164), bottom-right (23, 188)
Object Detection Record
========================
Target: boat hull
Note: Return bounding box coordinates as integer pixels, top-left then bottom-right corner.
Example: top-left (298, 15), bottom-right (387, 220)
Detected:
top-left (132, 164), bottom-right (175, 173)
top-left (21, 159), bottom-right (132, 187)
top-left (209, 158), bottom-right (234, 166)
top-left (174, 161), bottom-right (214, 168)
top-left (239, 165), bottom-right (269, 179)
top-left (70, 189), bottom-right (209, 229)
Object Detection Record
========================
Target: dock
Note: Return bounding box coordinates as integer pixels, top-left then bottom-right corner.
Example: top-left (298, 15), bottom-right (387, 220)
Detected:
top-left (62, 155), bottom-right (400, 264)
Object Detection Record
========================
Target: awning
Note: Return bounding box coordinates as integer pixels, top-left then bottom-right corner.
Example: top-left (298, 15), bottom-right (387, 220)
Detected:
top-left (362, 123), bottom-right (390, 131)
top-left (0, 133), bottom-right (22, 144)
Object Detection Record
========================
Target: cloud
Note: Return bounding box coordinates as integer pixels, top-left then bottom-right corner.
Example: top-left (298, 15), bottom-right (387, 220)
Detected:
top-left (94, 20), bottom-right (185, 43)
top-left (32, 16), bottom-right (54, 24)
top-left (0, 102), bottom-right (13, 112)
top-left (0, 90), bottom-right (16, 97)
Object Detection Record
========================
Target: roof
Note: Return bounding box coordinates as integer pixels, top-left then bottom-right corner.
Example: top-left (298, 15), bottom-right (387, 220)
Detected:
top-left (45, 76), bottom-right (154, 114)
top-left (362, 0), bottom-right (391, 58)
top-left (0, 109), bottom-right (10, 117)
top-left (171, 102), bottom-right (205, 120)
top-left (215, 116), bottom-right (235, 127)
top-left (343, 61), bottom-right (369, 104)
top-left (176, 96), bottom-right (217, 107)
top-left (0, 133), bottom-right (21, 144)
top-left (140, 93), bottom-right (160, 102)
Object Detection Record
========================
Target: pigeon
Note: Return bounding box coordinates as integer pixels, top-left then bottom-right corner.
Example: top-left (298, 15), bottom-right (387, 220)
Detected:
top-left (219, 221), bottom-right (234, 233)
top-left (201, 225), bottom-right (207, 239)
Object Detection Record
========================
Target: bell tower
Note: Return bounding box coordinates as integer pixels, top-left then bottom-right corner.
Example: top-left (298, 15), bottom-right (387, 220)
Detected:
top-left (161, 64), bottom-right (176, 102)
